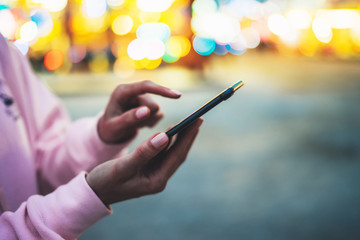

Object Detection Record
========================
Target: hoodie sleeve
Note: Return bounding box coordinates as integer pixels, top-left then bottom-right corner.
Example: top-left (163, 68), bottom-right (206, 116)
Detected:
top-left (0, 172), bottom-right (111, 240)
top-left (1, 36), bottom-right (130, 192)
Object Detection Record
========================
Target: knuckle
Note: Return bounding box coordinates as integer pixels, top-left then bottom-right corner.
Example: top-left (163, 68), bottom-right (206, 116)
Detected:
top-left (136, 144), bottom-right (151, 161)
top-left (140, 80), bottom-right (153, 88)
top-left (114, 84), bottom-right (126, 95)
top-left (144, 177), bottom-right (167, 194)
top-left (152, 177), bottom-right (167, 193)
top-left (116, 84), bottom-right (125, 92)
top-left (141, 80), bottom-right (152, 85)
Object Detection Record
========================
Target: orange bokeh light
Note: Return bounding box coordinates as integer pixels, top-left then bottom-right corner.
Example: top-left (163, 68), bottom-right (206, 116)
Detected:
top-left (44, 50), bottom-right (64, 71)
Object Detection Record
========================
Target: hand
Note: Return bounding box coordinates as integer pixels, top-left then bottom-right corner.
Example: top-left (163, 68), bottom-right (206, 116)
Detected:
top-left (98, 80), bottom-right (182, 144)
top-left (86, 118), bottom-right (203, 205)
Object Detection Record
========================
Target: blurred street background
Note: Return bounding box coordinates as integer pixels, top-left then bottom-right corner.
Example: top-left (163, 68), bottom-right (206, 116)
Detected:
top-left (2, 0), bottom-right (360, 239)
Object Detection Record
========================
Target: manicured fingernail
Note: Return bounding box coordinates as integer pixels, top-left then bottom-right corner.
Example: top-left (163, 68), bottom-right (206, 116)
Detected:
top-left (151, 132), bottom-right (168, 149)
top-left (170, 89), bottom-right (182, 96)
top-left (136, 106), bottom-right (149, 119)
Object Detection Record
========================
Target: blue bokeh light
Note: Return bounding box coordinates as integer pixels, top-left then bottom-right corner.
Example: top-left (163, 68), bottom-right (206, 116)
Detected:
top-left (193, 36), bottom-right (216, 56)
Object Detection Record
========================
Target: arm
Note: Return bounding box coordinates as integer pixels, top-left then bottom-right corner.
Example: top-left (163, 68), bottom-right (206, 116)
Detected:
top-left (2, 38), bottom-right (181, 192)
top-left (0, 119), bottom-right (202, 239)
top-left (0, 172), bottom-right (111, 240)
top-left (35, 80), bottom-right (182, 192)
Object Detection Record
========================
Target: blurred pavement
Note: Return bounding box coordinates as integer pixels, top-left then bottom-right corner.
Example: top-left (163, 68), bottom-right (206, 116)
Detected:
top-left (45, 53), bottom-right (360, 240)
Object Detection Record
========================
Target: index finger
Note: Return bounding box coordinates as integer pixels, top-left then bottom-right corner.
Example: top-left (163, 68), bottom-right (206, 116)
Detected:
top-left (122, 80), bottom-right (182, 99)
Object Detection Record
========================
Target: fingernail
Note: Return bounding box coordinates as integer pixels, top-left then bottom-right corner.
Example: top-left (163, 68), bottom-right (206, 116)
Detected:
top-left (151, 132), bottom-right (168, 149)
top-left (170, 89), bottom-right (182, 96)
top-left (136, 106), bottom-right (149, 119)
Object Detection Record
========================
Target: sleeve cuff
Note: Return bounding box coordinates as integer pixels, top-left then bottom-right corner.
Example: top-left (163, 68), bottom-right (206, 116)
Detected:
top-left (27, 172), bottom-right (112, 239)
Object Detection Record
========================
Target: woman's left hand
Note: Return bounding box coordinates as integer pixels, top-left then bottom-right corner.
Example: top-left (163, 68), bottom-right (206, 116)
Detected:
top-left (98, 80), bottom-right (182, 144)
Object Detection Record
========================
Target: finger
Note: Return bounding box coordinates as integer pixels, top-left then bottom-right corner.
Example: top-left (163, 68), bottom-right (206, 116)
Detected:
top-left (157, 118), bottom-right (203, 179)
top-left (127, 132), bottom-right (170, 169)
top-left (109, 106), bottom-right (151, 131)
top-left (122, 80), bottom-right (182, 99)
top-left (138, 94), bottom-right (159, 114)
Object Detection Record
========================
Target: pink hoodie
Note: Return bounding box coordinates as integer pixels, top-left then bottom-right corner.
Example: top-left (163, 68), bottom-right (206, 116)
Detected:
top-left (0, 35), bottom-right (128, 239)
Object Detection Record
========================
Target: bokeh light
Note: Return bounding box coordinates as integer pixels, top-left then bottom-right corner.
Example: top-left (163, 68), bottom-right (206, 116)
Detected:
top-left (193, 36), bottom-right (215, 55)
top-left (112, 15), bottom-right (133, 35)
top-left (139, 12), bottom-right (161, 23)
top-left (242, 28), bottom-right (261, 49)
top-left (3, 0), bottom-right (360, 72)
top-left (44, 50), bottom-right (64, 71)
top-left (20, 21), bottom-right (38, 42)
top-left (42, 0), bottom-right (68, 12)
top-left (68, 45), bottom-right (87, 63)
top-left (192, 12), bottom-right (240, 44)
top-left (113, 57), bottom-right (135, 79)
top-left (286, 9), bottom-right (312, 30)
top-left (192, 0), bottom-right (217, 16)
top-left (166, 36), bottom-right (191, 58)
top-left (82, 0), bottom-right (107, 18)
top-left (162, 51), bottom-right (179, 63)
top-left (312, 16), bottom-right (333, 43)
top-left (268, 14), bottom-right (290, 37)
top-left (137, 0), bottom-right (175, 13)
top-left (0, 9), bottom-right (16, 39)
top-left (136, 23), bottom-right (171, 42)
top-left (89, 52), bottom-right (109, 72)
top-left (107, 0), bottom-right (125, 9)
top-left (127, 38), bottom-right (147, 60)
top-left (30, 9), bottom-right (53, 37)
top-left (316, 9), bottom-right (360, 29)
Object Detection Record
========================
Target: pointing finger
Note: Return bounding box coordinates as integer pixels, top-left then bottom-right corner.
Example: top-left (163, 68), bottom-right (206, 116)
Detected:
top-left (120, 80), bottom-right (182, 99)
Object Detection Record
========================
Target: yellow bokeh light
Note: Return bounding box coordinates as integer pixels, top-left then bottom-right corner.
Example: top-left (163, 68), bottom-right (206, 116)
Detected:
top-left (298, 32), bottom-right (318, 57)
top-left (332, 29), bottom-right (353, 58)
top-left (112, 15), bottom-right (133, 35)
top-left (139, 12), bottom-right (161, 23)
top-left (138, 58), bottom-right (150, 69)
top-left (71, 14), bottom-right (88, 35)
top-left (132, 58), bottom-right (162, 69)
top-left (89, 52), bottom-right (109, 72)
top-left (85, 14), bottom-right (109, 33)
top-left (145, 58), bottom-right (162, 69)
top-left (113, 57), bottom-right (135, 79)
top-left (166, 36), bottom-right (191, 57)
top-left (351, 26), bottom-right (360, 47)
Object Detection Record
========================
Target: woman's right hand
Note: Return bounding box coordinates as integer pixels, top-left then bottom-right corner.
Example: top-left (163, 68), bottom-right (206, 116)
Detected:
top-left (86, 119), bottom-right (203, 205)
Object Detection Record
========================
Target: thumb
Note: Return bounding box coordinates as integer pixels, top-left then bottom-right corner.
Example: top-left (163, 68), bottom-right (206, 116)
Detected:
top-left (128, 132), bottom-right (169, 168)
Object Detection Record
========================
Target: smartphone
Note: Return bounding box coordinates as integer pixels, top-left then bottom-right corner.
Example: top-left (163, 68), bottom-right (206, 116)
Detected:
top-left (166, 80), bottom-right (244, 137)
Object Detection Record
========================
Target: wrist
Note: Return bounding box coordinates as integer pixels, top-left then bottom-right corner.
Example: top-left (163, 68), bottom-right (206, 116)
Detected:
top-left (85, 172), bottom-right (110, 207)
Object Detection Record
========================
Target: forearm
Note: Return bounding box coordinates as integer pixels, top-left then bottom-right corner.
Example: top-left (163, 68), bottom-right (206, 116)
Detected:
top-left (0, 172), bottom-right (111, 240)
top-left (36, 115), bottom-right (131, 192)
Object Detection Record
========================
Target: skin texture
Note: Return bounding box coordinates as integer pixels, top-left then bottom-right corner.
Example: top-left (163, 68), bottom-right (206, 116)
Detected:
top-left (88, 80), bottom-right (202, 205)
top-left (98, 80), bottom-right (182, 144)
top-left (87, 118), bottom-right (203, 205)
